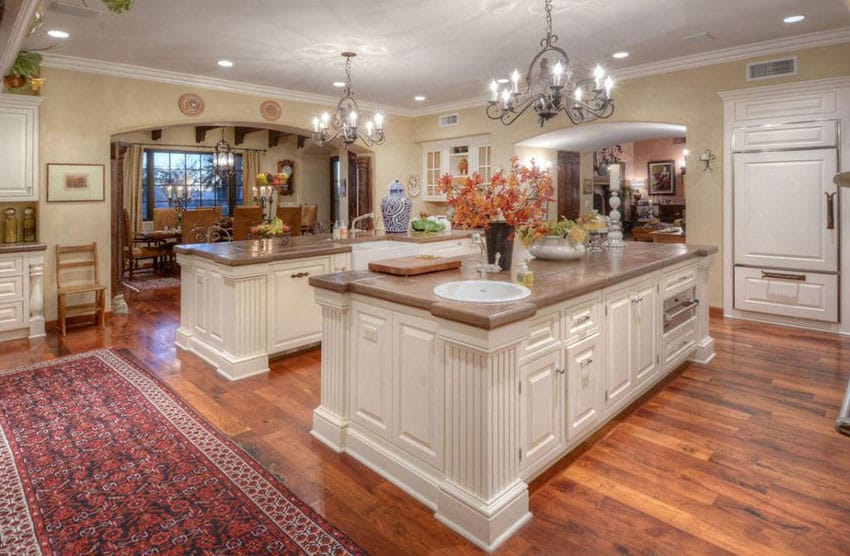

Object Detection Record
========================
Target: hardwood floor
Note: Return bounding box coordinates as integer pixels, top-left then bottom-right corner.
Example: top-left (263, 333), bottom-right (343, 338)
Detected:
top-left (2, 286), bottom-right (850, 555)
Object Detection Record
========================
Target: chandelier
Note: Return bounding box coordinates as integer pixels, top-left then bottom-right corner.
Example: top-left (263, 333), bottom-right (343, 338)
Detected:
top-left (312, 52), bottom-right (385, 148)
top-left (486, 0), bottom-right (615, 127)
top-left (213, 131), bottom-right (235, 179)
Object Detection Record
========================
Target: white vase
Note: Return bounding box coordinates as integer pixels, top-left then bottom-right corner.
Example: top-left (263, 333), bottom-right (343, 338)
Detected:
top-left (528, 235), bottom-right (586, 261)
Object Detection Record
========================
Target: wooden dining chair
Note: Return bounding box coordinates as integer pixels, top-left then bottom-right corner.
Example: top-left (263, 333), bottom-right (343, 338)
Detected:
top-left (123, 208), bottom-right (166, 279)
top-left (55, 242), bottom-right (105, 335)
top-left (153, 207), bottom-right (178, 230)
top-left (181, 208), bottom-right (219, 244)
top-left (301, 203), bottom-right (318, 234)
top-left (277, 206), bottom-right (302, 236)
top-left (233, 206), bottom-right (264, 240)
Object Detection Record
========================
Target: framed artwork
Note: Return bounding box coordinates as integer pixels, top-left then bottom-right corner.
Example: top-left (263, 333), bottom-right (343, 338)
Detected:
top-left (582, 178), bottom-right (593, 194)
top-left (47, 163), bottom-right (105, 202)
top-left (647, 160), bottom-right (676, 195)
top-left (277, 159), bottom-right (294, 195)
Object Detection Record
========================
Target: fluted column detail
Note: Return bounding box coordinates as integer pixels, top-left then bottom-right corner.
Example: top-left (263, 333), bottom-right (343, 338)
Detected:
top-left (693, 254), bottom-right (716, 364)
top-left (311, 289), bottom-right (351, 451)
top-left (28, 257), bottom-right (45, 338)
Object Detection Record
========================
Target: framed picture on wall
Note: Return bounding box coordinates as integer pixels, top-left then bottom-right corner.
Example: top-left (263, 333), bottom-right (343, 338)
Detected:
top-left (47, 163), bottom-right (105, 202)
top-left (582, 178), bottom-right (593, 194)
top-left (647, 160), bottom-right (675, 195)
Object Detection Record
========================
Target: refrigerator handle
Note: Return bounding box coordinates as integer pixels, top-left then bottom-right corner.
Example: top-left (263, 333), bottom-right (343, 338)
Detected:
top-left (826, 192), bottom-right (836, 230)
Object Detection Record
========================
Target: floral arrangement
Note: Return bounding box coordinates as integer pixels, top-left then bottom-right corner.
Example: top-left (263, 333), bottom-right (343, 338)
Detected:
top-left (256, 172), bottom-right (289, 187)
top-left (251, 217), bottom-right (290, 238)
top-left (437, 156), bottom-right (553, 229)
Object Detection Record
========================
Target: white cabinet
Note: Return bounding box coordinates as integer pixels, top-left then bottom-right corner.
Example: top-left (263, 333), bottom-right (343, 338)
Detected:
top-left (520, 349), bottom-right (562, 475)
top-left (423, 237), bottom-right (478, 257)
top-left (421, 135), bottom-right (491, 201)
top-left (268, 256), bottom-right (332, 353)
top-left (565, 333), bottom-right (603, 443)
top-left (0, 94), bottom-right (43, 201)
top-left (603, 276), bottom-right (659, 415)
top-left (350, 301), bottom-right (394, 440)
top-left (0, 248), bottom-right (45, 341)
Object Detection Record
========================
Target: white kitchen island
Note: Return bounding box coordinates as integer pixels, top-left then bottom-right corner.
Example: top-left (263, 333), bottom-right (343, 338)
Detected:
top-left (309, 242), bottom-right (716, 551)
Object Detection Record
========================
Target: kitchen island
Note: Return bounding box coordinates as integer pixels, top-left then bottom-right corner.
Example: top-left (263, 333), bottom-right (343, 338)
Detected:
top-left (173, 231), bottom-right (477, 380)
top-left (308, 242), bottom-right (716, 551)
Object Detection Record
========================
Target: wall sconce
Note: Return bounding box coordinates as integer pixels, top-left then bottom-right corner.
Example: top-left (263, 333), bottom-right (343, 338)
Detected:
top-left (699, 149), bottom-right (717, 172)
top-left (681, 149), bottom-right (689, 175)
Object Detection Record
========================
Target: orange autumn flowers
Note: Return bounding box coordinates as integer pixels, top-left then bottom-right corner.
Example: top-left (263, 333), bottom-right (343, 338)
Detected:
top-left (437, 156), bottom-right (554, 229)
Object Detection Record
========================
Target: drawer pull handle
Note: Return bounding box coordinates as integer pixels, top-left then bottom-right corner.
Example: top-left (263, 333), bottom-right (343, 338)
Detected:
top-left (826, 192), bottom-right (836, 230)
top-left (574, 315), bottom-right (591, 324)
top-left (680, 340), bottom-right (689, 348)
top-left (290, 272), bottom-right (310, 279)
top-left (556, 367), bottom-right (565, 375)
top-left (761, 271), bottom-right (805, 282)
top-left (677, 275), bottom-right (691, 283)
top-left (579, 358), bottom-right (593, 367)
top-left (631, 295), bottom-right (644, 303)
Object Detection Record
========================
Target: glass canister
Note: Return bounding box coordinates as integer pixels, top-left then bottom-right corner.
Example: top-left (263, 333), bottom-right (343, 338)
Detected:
top-left (3, 208), bottom-right (18, 243)
top-left (22, 207), bottom-right (35, 242)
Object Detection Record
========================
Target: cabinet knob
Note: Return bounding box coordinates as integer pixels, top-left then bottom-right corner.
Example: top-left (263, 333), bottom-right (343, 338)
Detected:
top-left (556, 367), bottom-right (565, 375)
top-left (630, 295), bottom-right (644, 303)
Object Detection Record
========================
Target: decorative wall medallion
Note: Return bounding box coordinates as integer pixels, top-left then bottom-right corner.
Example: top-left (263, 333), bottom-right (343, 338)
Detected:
top-left (178, 93), bottom-right (205, 116)
top-left (260, 100), bottom-right (282, 121)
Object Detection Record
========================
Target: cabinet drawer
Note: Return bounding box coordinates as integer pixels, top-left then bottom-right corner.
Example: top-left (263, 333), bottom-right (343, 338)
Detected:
top-left (0, 301), bottom-right (25, 330)
top-left (563, 293), bottom-right (601, 346)
top-left (662, 263), bottom-right (696, 296)
top-left (663, 317), bottom-right (696, 370)
top-left (523, 309), bottom-right (560, 359)
top-left (0, 276), bottom-right (23, 302)
top-left (734, 267), bottom-right (838, 322)
top-left (0, 256), bottom-right (23, 277)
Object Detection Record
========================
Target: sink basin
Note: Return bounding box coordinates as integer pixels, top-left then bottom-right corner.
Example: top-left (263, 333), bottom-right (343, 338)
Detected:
top-left (433, 280), bottom-right (531, 303)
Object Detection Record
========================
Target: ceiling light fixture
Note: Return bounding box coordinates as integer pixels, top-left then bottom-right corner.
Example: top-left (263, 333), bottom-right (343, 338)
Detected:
top-left (311, 52), bottom-right (385, 149)
top-left (332, 81), bottom-right (346, 88)
top-left (47, 29), bottom-right (69, 38)
top-left (487, 0), bottom-right (615, 127)
top-left (414, 95), bottom-right (426, 102)
top-left (217, 60), bottom-right (233, 68)
top-left (496, 78), bottom-right (510, 84)
top-left (213, 130), bottom-right (235, 180)
top-left (783, 15), bottom-right (805, 23)
top-left (612, 51), bottom-right (629, 59)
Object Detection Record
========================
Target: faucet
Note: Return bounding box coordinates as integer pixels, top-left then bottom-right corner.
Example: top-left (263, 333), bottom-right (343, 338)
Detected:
top-left (477, 252), bottom-right (502, 280)
top-left (349, 212), bottom-right (375, 238)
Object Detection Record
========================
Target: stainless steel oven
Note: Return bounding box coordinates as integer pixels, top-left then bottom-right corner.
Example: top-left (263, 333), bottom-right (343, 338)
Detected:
top-left (663, 287), bottom-right (698, 333)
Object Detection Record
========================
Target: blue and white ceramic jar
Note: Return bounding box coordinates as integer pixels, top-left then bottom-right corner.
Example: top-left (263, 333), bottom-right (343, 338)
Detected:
top-left (381, 180), bottom-right (412, 233)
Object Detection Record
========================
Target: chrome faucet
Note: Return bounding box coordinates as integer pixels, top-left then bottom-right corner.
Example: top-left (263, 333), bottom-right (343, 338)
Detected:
top-left (349, 212), bottom-right (375, 238)
top-left (477, 252), bottom-right (502, 280)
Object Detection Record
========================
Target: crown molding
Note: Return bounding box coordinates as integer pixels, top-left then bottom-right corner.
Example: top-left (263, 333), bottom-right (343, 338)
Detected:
top-left (416, 27), bottom-right (850, 118)
top-left (0, 0), bottom-right (43, 77)
top-left (717, 75), bottom-right (850, 101)
top-left (0, 91), bottom-right (45, 106)
top-left (40, 53), bottom-right (418, 117)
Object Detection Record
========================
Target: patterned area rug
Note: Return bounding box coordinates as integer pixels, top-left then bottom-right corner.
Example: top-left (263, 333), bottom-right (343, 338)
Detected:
top-left (122, 276), bottom-right (181, 292)
top-left (0, 350), bottom-right (366, 555)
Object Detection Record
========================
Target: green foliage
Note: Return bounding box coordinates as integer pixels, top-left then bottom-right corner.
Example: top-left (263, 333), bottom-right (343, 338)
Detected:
top-left (410, 219), bottom-right (445, 233)
top-left (9, 51), bottom-right (42, 78)
top-left (101, 0), bottom-right (134, 13)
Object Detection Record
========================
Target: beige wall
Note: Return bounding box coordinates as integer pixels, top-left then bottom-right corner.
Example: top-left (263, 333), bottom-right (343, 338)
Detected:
top-left (411, 42), bottom-right (850, 306)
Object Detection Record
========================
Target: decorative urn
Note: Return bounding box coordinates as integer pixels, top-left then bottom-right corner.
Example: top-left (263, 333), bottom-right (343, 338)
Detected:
top-left (381, 179), bottom-right (413, 233)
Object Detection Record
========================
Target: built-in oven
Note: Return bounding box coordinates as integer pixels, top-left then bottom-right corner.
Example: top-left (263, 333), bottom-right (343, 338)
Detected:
top-left (663, 287), bottom-right (698, 333)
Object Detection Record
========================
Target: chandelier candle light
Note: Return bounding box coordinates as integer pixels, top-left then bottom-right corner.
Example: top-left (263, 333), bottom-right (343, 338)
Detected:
top-left (487, 0), bottom-right (615, 127)
top-left (213, 131), bottom-right (235, 179)
top-left (312, 52), bottom-right (385, 148)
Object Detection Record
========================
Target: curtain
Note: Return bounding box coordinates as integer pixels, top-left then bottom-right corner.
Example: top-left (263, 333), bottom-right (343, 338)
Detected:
top-left (242, 150), bottom-right (261, 206)
top-left (122, 145), bottom-right (144, 233)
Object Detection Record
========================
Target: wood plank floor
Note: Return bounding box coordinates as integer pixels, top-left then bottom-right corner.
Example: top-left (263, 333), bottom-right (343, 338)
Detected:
top-left (2, 286), bottom-right (849, 555)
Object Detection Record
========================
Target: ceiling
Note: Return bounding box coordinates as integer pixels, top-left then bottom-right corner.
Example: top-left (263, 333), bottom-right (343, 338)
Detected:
top-left (517, 122), bottom-right (687, 152)
top-left (9, 0), bottom-right (850, 111)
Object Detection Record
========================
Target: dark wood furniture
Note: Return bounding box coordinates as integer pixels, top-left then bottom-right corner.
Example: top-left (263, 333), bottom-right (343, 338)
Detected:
top-left (277, 206), bottom-right (302, 236)
top-left (123, 208), bottom-right (167, 278)
top-left (301, 203), bottom-right (318, 234)
top-left (233, 206), bottom-right (264, 241)
top-left (55, 242), bottom-right (105, 336)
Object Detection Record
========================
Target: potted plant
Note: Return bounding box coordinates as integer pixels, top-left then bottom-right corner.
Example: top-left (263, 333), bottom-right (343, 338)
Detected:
top-left (3, 51), bottom-right (42, 90)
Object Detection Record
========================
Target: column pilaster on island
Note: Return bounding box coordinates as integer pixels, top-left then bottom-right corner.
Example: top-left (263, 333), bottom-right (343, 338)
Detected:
top-left (28, 256), bottom-right (45, 338)
top-left (692, 253), bottom-right (716, 364)
top-left (435, 319), bottom-right (531, 553)
top-left (311, 289), bottom-right (351, 452)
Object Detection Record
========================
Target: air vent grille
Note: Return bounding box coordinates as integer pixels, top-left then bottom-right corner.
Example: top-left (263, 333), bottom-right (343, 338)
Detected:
top-left (439, 113), bottom-right (460, 127)
top-left (747, 57), bottom-right (797, 81)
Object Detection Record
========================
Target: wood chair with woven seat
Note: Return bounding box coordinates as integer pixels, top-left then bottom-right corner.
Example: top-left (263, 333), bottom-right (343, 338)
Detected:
top-left (181, 208), bottom-right (219, 244)
top-left (55, 242), bottom-right (106, 336)
top-left (301, 203), bottom-right (318, 234)
top-left (233, 206), bottom-right (264, 241)
top-left (153, 207), bottom-right (178, 231)
top-left (277, 206), bottom-right (302, 236)
top-left (123, 208), bottom-right (166, 279)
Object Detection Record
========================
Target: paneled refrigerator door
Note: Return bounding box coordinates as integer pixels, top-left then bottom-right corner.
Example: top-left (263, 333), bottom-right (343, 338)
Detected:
top-left (734, 149), bottom-right (838, 272)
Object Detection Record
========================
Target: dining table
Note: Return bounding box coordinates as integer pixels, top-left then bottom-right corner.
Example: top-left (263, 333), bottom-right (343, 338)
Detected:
top-left (135, 229), bottom-right (182, 271)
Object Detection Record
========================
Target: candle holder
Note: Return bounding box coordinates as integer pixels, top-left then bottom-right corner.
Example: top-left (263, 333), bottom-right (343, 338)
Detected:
top-left (602, 189), bottom-right (627, 249)
top-left (163, 183), bottom-right (196, 229)
top-left (252, 185), bottom-right (276, 224)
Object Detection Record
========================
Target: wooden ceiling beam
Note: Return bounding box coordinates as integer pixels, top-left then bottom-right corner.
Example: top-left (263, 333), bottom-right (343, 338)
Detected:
top-left (234, 126), bottom-right (264, 146)
top-left (195, 126), bottom-right (217, 144)
top-left (151, 129), bottom-right (162, 141)
top-left (297, 135), bottom-right (308, 149)
top-left (268, 130), bottom-right (291, 148)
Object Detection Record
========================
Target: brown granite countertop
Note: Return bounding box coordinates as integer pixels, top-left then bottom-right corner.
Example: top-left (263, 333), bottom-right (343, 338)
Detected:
top-left (174, 230), bottom-right (474, 266)
top-left (309, 242), bottom-right (718, 330)
top-left (0, 242), bottom-right (47, 254)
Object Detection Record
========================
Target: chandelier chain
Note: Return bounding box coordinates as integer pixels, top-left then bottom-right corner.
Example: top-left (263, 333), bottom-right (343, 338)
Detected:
top-left (541, 0), bottom-right (557, 48)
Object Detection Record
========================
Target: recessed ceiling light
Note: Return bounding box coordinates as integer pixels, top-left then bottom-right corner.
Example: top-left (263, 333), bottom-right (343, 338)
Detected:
top-left (414, 95), bottom-right (426, 102)
top-left (496, 78), bottom-right (509, 84)
top-left (612, 51), bottom-right (629, 59)
top-left (332, 81), bottom-right (346, 88)
top-left (47, 29), bottom-right (70, 38)
top-left (783, 15), bottom-right (805, 23)
top-left (217, 60), bottom-right (233, 68)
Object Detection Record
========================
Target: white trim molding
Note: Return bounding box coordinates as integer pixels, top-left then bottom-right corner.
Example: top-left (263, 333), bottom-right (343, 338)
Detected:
top-left (0, 0), bottom-right (43, 77)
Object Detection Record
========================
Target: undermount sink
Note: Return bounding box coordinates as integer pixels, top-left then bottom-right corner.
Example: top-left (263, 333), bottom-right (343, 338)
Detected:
top-left (433, 280), bottom-right (531, 303)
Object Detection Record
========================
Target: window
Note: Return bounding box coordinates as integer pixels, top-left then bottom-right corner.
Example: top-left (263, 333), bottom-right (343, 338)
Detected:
top-left (141, 149), bottom-right (244, 220)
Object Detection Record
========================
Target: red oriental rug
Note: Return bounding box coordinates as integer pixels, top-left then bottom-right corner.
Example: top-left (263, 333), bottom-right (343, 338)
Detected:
top-left (0, 349), bottom-right (366, 555)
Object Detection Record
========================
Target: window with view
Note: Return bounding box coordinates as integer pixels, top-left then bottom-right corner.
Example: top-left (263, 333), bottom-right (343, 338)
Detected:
top-left (141, 150), bottom-right (244, 220)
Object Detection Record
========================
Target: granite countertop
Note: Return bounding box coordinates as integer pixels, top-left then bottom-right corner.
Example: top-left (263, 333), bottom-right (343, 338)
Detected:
top-left (0, 242), bottom-right (47, 254)
top-left (309, 242), bottom-right (718, 330)
top-left (174, 230), bottom-right (474, 266)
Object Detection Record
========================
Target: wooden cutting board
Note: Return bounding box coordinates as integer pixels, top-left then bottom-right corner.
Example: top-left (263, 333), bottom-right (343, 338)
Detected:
top-left (368, 255), bottom-right (463, 276)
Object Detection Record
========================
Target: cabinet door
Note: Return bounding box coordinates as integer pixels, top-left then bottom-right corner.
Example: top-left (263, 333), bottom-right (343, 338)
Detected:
top-left (520, 350), bottom-right (562, 473)
top-left (350, 302), bottom-right (393, 440)
top-left (733, 149), bottom-right (838, 272)
top-left (0, 97), bottom-right (40, 201)
top-left (268, 257), bottom-right (330, 353)
top-left (604, 287), bottom-right (633, 412)
top-left (566, 333), bottom-right (603, 443)
top-left (422, 148), bottom-right (445, 201)
top-left (632, 279), bottom-right (659, 386)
